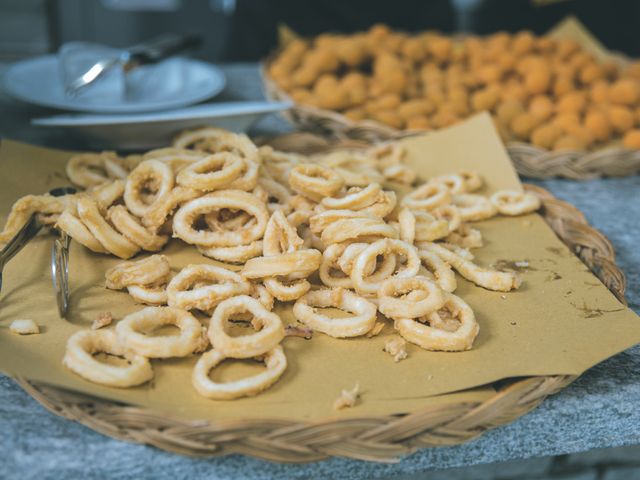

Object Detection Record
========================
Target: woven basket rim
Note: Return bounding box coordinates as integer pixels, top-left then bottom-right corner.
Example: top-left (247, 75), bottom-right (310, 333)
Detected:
top-left (11, 172), bottom-right (628, 462)
top-left (261, 57), bottom-right (640, 179)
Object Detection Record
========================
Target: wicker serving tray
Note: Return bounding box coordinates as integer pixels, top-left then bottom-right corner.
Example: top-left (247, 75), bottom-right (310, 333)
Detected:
top-left (262, 64), bottom-right (640, 180)
top-left (11, 180), bottom-right (626, 463)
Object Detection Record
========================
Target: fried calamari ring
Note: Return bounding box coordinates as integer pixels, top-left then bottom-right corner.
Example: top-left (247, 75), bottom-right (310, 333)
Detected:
top-left (173, 128), bottom-right (259, 164)
top-left (418, 242), bottom-right (521, 292)
top-left (490, 190), bottom-right (541, 216)
top-left (226, 158), bottom-right (259, 191)
top-left (350, 239), bottom-right (421, 295)
top-left (321, 183), bottom-right (382, 210)
top-left (63, 329), bottom-right (153, 387)
top-left (259, 145), bottom-right (302, 185)
top-left (293, 288), bottom-right (377, 338)
top-left (89, 180), bottom-right (125, 211)
top-left (383, 164), bottom-right (417, 185)
top-left (263, 277), bottom-right (311, 301)
top-left (0, 194), bottom-right (75, 244)
top-left (257, 178), bottom-right (292, 214)
top-left (429, 174), bottom-right (466, 194)
top-left (320, 217), bottom-right (398, 245)
top-left (107, 205), bottom-right (169, 252)
top-left (395, 293), bottom-right (479, 351)
top-left (378, 276), bottom-right (445, 320)
top-left (142, 147), bottom-right (206, 172)
top-left (401, 183), bottom-right (451, 211)
top-left (208, 295), bottom-right (284, 358)
top-left (124, 160), bottom-right (174, 217)
top-left (358, 190), bottom-right (397, 218)
top-left (263, 210), bottom-right (304, 256)
top-left (66, 152), bottom-right (127, 188)
top-left (459, 171), bottom-right (483, 192)
top-left (167, 264), bottom-right (251, 311)
top-left (173, 190), bottom-right (268, 247)
top-left (127, 283), bottom-right (168, 305)
top-left (452, 194), bottom-right (498, 222)
top-left (116, 306), bottom-right (204, 358)
top-left (433, 205), bottom-right (462, 233)
top-left (309, 209), bottom-right (373, 234)
top-left (288, 164), bottom-right (344, 201)
top-left (319, 243), bottom-right (357, 288)
top-left (192, 345), bottom-right (287, 400)
top-left (56, 210), bottom-right (108, 254)
top-left (241, 249), bottom-right (322, 279)
top-left (418, 249), bottom-right (457, 292)
top-left (336, 242), bottom-right (397, 280)
top-left (141, 186), bottom-right (201, 232)
top-left (175, 153), bottom-right (245, 191)
top-left (76, 197), bottom-right (140, 259)
top-left (197, 241), bottom-right (263, 264)
top-left (445, 223), bottom-right (483, 249)
top-left (105, 254), bottom-right (170, 290)
top-left (398, 208), bottom-right (449, 244)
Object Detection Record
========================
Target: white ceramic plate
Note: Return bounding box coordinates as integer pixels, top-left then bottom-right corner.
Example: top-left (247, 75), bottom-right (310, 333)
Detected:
top-left (32, 101), bottom-right (292, 150)
top-left (4, 55), bottom-right (226, 113)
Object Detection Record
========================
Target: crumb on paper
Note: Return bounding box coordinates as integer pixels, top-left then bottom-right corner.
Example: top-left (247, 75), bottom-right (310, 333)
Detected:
top-left (9, 319), bottom-right (39, 335)
top-left (426, 374), bottom-right (433, 381)
top-left (521, 219), bottom-right (532, 228)
top-left (333, 382), bottom-right (360, 410)
top-left (366, 321), bottom-right (385, 338)
top-left (383, 337), bottom-right (408, 362)
top-left (514, 260), bottom-right (529, 268)
top-left (500, 295), bottom-right (507, 300)
top-left (285, 324), bottom-right (314, 339)
top-left (92, 312), bottom-right (113, 330)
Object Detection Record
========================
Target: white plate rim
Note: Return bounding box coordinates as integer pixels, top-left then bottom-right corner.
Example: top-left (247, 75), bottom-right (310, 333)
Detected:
top-left (31, 101), bottom-right (292, 127)
top-left (4, 54), bottom-right (227, 113)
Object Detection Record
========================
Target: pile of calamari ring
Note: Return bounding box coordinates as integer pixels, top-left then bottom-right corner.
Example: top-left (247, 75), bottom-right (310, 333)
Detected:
top-left (0, 127), bottom-right (540, 400)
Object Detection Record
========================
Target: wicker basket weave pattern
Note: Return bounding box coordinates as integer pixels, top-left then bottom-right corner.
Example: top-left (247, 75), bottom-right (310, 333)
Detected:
top-left (13, 182), bottom-right (626, 462)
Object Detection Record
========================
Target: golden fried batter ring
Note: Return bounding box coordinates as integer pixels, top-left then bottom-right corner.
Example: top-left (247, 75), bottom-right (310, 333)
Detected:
top-left (197, 241), bottom-right (264, 264)
top-left (124, 160), bottom-right (174, 217)
top-left (418, 242), bottom-right (521, 291)
top-left (56, 209), bottom-right (108, 254)
top-left (192, 345), bottom-right (287, 400)
top-left (259, 145), bottom-right (302, 185)
top-left (263, 210), bottom-right (304, 256)
top-left (378, 276), bottom-right (445, 320)
top-left (350, 239), bottom-right (421, 295)
top-left (105, 254), bottom-right (170, 290)
top-left (321, 183), bottom-right (382, 210)
top-left (257, 178), bottom-right (292, 214)
top-left (167, 264), bottom-right (251, 311)
top-left (320, 217), bottom-right (398, 245)
top-left (395, 293), bottom-right (479, 351)
top-left (241, 249), bottom-right (322, 279)
top-left (107, 205), bottom-right (169, 252)
top-left (227, 159), bottom-right (259, 191)
top-left (445, 223), bottom-right (483, 249)
top-left (398, 208), bottom-right (449, 244)
top-left (433, 205), bottom-right (462, 233)
top-left (263, 277), bottom-right (311, 301)
top-left (116, 306), bottom-right (204, 358)
top-left (358, 190), bottom-right (397, 218)
top-left (452, 194), bottom-right (498, 222)
top-left (459, 171), bottom-right (483, 192)
top-left (127, 283), bottom-right (168, 305)
top-left (288, 164), bottom-right (345, 201)
top-left (173, 128), bottom-right (259, 164)
top-left (293, 288), bottom-right (377, 338)
top-left (173, 190), bottom-right (268, 247)
top-left (401, 183), bottom-right (451, 211)
top-left (142, 147), bottom-right (206, 172)
top-left (490, 190), bottom-right (541, 216)
top-left (309, 209), bottom-right (373, 234)
top-left (176, 153), bottom-right (245, 191)
top-left (429, 174), bottom-right (467, 194)
top-left (63, 329), bottom-right (153, 387)
top-left (66, 152), bottom-right (127, 188)
top-left (208, 295), bottom-right (284, 358)
top-left (141, 186), bottom-right (201, 232)
top-left (383, 164), bottom-right (417, 185)
top-left (76, 197), bottom-right (140, 259)
top-left (417, 249), bottom-right (457, 292)
top-left (0, 194), bottom-right (74, 244)
top-left (89, 180), bottom-right (125, 211)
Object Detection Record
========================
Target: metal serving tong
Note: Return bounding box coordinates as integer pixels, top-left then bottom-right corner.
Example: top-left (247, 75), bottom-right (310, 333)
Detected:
top-left (0, 186), bottom-right (76, 317)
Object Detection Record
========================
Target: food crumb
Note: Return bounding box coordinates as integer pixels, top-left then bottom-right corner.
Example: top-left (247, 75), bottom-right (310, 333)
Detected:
top-left (514, 260), bottom-right (529, 268)
top-left (92, 312), bottom-right (113, 330)
top-left (333, 382), bottom-right (360, 410)
top-left (500, 295), bottom-right (507, 300)
top-left (426, 374), bottom-right (433, 381)
top-left (366, 321), bottom-right (385, 338)
top-left (9, 319), bottom-right (39, 335)
top-left (522, 219), bottom-right (532, 228)
top-left (383, 337), bottom-right (408, 362)
top-left (285, 324), bottom-right (314, 339)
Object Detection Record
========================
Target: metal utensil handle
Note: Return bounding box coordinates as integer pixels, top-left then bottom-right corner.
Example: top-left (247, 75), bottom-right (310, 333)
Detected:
top-left (0, 214), bottom-right (42, 270)
top-left (51, 232), bottom-right (71, 318)
top-left (126, 33), bottom-right (202, 66)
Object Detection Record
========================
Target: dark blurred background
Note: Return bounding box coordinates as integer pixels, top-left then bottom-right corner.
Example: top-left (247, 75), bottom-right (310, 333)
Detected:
top-left (1, 0), bottom-right (639, 61)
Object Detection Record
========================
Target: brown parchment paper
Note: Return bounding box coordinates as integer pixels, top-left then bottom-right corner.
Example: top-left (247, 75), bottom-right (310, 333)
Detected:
top-left (0, 113), bottom-right (638, 422)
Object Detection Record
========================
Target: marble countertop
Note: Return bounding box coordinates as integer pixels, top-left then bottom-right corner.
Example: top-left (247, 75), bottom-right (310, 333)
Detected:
top-left (0, 64), bottom-right (639, 480)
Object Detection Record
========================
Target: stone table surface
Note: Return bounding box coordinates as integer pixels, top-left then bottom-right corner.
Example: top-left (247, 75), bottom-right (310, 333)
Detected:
top-left (0, 64), bottom-right (639, 480)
